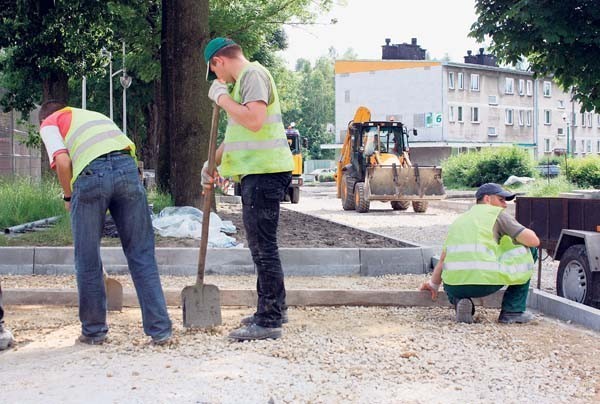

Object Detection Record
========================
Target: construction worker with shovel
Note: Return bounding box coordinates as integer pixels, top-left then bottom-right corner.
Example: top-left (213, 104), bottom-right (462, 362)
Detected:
top-left (202, 38), bottom-right (294, 341)
top-left (39, 101), bottom-right (172, 345)
top-left (420, 183), bottom-right (540, 324)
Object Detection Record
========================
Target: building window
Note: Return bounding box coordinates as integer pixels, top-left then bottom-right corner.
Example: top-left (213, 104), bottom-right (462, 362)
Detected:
top-left (488, 95), bottom-right (498, 105)
top-left (544, 110), bottom-right (551, 125)
top-left (518, 110), bottom-right (524, 126)
top-left (518, 79), bottom-right (525, 95)
top-left (543, 81), bottom-right (552, 97)
top-left (470, 74), bottom-right (480, 91)
top-left (505, 78), bottom-right (514, 94)
top-left (526, 80), bottom-right (533, 96)
top-left (581, 113), bottom-right (586, 128)
top-left (471, 107), bottom-right (480, 123)
top-left (557, 128), bottom-right (564, 136)
top-left (587, 139), bottom-right (592, 153)
top-left (449, 106), bottom-right (455, 122)
top-left (581, 140), bottom-right (585, 154)
top-left (544, 139), bottom-right (551, 153)
top-left (488, 127), bottom-right (497, 137)
top-left (344, 90), bottom-right (350, 103)
top-left (597, 140), bottom-right (600, 153)
top-left (558, 100), bottom-right (565, 109)
top-left (597, 114), bottom-right (600, 127)
top-left (572, 112), bottom-right (577, 127)
top-left (458, 73), bottom-right (464, 90)
top-left (526, 110), bottom-right (532, 127)
top-left (448, 72), bottom-right (455, 90)
top-left (588, 112), bottom-right (593, 127)
top-left (505, 109), bottom-right (514, 125)
top-left (457, 106), bottom-right (463, 122)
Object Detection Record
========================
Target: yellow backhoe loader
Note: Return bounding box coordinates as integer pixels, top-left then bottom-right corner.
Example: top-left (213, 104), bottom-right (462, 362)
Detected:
top-left (336, 106), bottom-right (445, 213)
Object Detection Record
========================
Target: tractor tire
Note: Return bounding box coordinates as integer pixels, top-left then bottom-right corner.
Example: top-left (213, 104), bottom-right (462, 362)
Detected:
top-left (412, 201), bottom-right (429, 213)
top-left (341, 174), bottom-right (356, 210)
top-left (290, 187), bottom-right (300, 204)
top-left (354, 182), bottom-right (370, 213)
top-left (557, 244), bottom-right (599, 308)
top-left (391, 201), bottom-right (410, 211)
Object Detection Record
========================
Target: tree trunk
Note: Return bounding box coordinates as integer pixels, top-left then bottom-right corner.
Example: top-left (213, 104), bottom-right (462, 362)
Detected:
top-left (142, 80), bottom-right (161, 170)
top-left (160, 0), bottom-right (211, 207)
top-left (40, 71), bottom-right (69, 177)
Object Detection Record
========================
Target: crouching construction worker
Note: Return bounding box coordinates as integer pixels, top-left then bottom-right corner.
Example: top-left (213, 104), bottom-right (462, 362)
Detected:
top-left (420, 183), bottom-right (540, 324)
top-left (0, 283), bottom-right (15, 350)
top-left (202, 38), bottom-right (294, 341)
top-left (39, 101), bottom-right (172, 345)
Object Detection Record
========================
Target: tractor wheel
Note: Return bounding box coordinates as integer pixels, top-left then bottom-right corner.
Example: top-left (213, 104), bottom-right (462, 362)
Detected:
top-left (341, 174), bottom-right (356, 210)
top-left (354, 182), bottom-right (370, 213)
top-left (290, 187), bottom-right (300, 204)
top-left (412, 201), bottom-right (429, 213)
top-left (557, 244), bottom-right (599, 308)
top-left (391, 201), bottom-right (410, 211)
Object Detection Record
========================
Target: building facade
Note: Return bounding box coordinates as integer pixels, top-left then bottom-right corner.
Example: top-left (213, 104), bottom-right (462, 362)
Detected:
top-left (0, 107), bottom-right (41, 178)
top-left (335, 55), bottom-right (598, 165)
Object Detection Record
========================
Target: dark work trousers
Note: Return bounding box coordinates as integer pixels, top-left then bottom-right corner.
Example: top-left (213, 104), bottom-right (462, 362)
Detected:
top-left (241, 172), bottom-right (291, 328)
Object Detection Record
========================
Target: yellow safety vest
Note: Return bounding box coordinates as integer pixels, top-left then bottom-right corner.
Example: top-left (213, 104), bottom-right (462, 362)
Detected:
top-left (442, 204), bottom-right (534, 285)
top-left (64, 108), bottom-right (136, 187)
top-left (219, 62), bottom-right (294, 178)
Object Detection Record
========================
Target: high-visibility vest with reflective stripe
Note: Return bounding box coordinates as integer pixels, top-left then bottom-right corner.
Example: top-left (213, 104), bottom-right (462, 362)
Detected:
top-left (442, 204), bottom-right (533, 285)
top-left (66, 108), bottom-right (136, 186)
top-left (220, 62), bottom-right (294, 178)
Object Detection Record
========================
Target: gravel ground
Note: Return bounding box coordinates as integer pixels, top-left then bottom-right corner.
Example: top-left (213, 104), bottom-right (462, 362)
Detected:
top-left (1, 183), bottom-right (597, 403)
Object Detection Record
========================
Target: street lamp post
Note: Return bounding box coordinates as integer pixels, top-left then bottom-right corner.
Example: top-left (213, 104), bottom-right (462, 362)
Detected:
top-left (102, 41), bottom-right (132, 133)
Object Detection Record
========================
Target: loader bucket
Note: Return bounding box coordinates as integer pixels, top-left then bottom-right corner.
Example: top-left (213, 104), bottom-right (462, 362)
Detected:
top-left (366, 165), bottom-right (445, 201)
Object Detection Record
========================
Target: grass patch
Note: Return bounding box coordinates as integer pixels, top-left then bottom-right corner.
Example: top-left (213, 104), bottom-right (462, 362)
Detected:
top-left (0, 214), bottom-right (72, 246)
top-left (507, 176), bottom-right (575, 197)
top-left (0, 176), bottom-right (64, 228)
top-left (147, 188), bottom-right (173, 214)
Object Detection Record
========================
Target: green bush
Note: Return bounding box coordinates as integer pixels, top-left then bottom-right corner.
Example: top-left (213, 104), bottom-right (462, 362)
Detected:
top-left (566, 156), bottom-right (600, 188)
top-left (147, 189), bottom-right (174, 214)
top-left (518, 176), bottom-right (575, 197)
top-left (442, 147), bottom-right (535, 188)
top-left (0, 177), bottom-right (64, 228)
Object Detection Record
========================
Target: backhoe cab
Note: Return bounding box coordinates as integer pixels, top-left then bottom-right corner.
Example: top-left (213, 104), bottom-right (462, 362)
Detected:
top-left (336, 106), bottom-right (445, 213)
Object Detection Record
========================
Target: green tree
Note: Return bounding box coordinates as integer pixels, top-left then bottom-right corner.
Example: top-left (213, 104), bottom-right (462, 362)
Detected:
top-left (470, 0), bottom-right (600, 112)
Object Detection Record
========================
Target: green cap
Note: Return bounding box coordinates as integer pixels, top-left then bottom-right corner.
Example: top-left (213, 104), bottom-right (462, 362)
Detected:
top-left (204, 37), bottom-right (237, 81)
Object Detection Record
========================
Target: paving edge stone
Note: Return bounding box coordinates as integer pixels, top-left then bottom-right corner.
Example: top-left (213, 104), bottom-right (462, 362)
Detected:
top-left (527, 289), bottom-right (600, 332)
top-left (3, 288), bottom-right (503, 308)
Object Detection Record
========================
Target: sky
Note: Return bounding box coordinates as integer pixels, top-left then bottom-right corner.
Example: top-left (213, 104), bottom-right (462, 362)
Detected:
top-left (279, 0), bottom-right (487, 67)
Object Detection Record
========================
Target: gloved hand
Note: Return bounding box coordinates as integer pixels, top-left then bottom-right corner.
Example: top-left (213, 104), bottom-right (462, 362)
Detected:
top-left (201, 161), bottom-right (218, 187)
top-left (419, 279), bottom-right (440, 300)
top-left (208, 80), bottom-right (228, 106)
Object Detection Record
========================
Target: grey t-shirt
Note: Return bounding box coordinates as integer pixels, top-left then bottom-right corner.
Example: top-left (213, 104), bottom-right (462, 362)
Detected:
top-left (493, 211), bottom-right (526, 244)
top-left (238, 66), bottom-right (273, 106)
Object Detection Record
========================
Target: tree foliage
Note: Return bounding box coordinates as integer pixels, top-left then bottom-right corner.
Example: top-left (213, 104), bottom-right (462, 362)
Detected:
top-left (470, 0), bottom-right (600, 112)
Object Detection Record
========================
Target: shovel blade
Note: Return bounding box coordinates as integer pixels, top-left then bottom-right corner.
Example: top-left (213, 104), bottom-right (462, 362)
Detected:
top-left (182, 284), bottom-right (222, 328)
top-left (105, 278), bottom-right (123, 312)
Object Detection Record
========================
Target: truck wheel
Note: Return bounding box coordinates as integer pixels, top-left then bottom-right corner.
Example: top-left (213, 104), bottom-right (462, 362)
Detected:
top-left (412, 201), bottom-right (429, 213)
top-left (391, 201), bottom-right (410, 211)
top-left (354, 182), bottom-right (370, 213)
top-left (290, 187), bottom-right (300, 204)
top-left (341, 174), bottom-right (356, 210)
top-left (557, 244), bottom-right (599, 308)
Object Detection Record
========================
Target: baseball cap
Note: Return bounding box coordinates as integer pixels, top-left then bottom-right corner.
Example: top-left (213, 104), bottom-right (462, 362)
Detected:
top-left (204, 37), bottom-right (237, 81)
top-left (475, 183), bottom-right (516, 201)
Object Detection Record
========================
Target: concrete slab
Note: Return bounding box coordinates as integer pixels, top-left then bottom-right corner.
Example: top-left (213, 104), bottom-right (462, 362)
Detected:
top-left (360, 247), bottom-right (433, 275)
top-left (33, 247), bottom-right (74, 275)
top-left (3, 287), bottom-right (504, 309)
top-left (281, 248), bottom-right (360, 276)
top-left (0, 247), bottom-right (34, 275)
top-left (528, 289), bottom-right (600, 332)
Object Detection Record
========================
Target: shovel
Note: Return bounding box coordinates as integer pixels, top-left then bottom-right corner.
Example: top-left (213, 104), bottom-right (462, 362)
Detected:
top-left (181, 104), bottom-right (223, 328)
top-left (103, 267), bottom-right (123, 312)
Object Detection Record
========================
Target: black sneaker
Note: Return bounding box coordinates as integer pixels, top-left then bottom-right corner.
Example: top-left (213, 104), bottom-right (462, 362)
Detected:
top-left (0, 325), bottom-right (15, 350)
top-left (77, 334), bottom-right (107, 345)
top-left (240, 311), bottom-right (288, 326)
top-left (498, 311), bottom-right (534, 324)
top-left (228, 324), bottom-right (282, 341)
top-left (455, 299), bottom-right (474, 324)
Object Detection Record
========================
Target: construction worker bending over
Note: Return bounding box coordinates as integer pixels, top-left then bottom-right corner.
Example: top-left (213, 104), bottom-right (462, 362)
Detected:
top-left (0, 283), bottom-right (15, 350)
top-left (39, 102), bottom-right (172, 345)
top-left (202, 38), bottom-right (294, 341)
top-left (420, 183), bottom-right (540, 324)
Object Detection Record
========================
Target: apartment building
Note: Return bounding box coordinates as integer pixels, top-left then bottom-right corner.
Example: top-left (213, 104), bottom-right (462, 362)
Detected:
top-left (335, 40), bottom-right (599, 164)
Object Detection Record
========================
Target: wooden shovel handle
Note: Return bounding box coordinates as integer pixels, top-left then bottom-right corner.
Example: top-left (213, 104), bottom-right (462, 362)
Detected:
top-left (197, 104), bottom-right (220, 285)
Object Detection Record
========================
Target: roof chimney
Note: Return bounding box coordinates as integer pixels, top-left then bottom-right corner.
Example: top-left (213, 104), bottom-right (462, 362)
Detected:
top-left (479, 47), bottom-right (485, 55)
top-left (411, 38), bottom-right (417, 46)
top-left (385, 38), bottom-right (391, 45)
top-left (467, 50), bottom-right (472, 56)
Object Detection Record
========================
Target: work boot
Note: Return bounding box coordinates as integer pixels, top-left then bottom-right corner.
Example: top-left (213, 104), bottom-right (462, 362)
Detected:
top-left (498, 311), bottom-right (534, 324)
top-left (77, 334), bottom-right (107, 345)
top-left (0, 324), bottom-right (15, 350)
top-left (150, 334), bottom-right (172, 346)
top-left (240, 310), bottom-right (289, 326)
top-left (228, 324), bottom-right (282, 341)
top-left (455, 299), bottom-right (474, 324)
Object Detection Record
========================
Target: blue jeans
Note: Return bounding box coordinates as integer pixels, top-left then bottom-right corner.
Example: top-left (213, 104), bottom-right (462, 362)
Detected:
top-left (241, 172), bottom-right (291, 328)
top-left (71, 151), bottom-right (172, 339)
